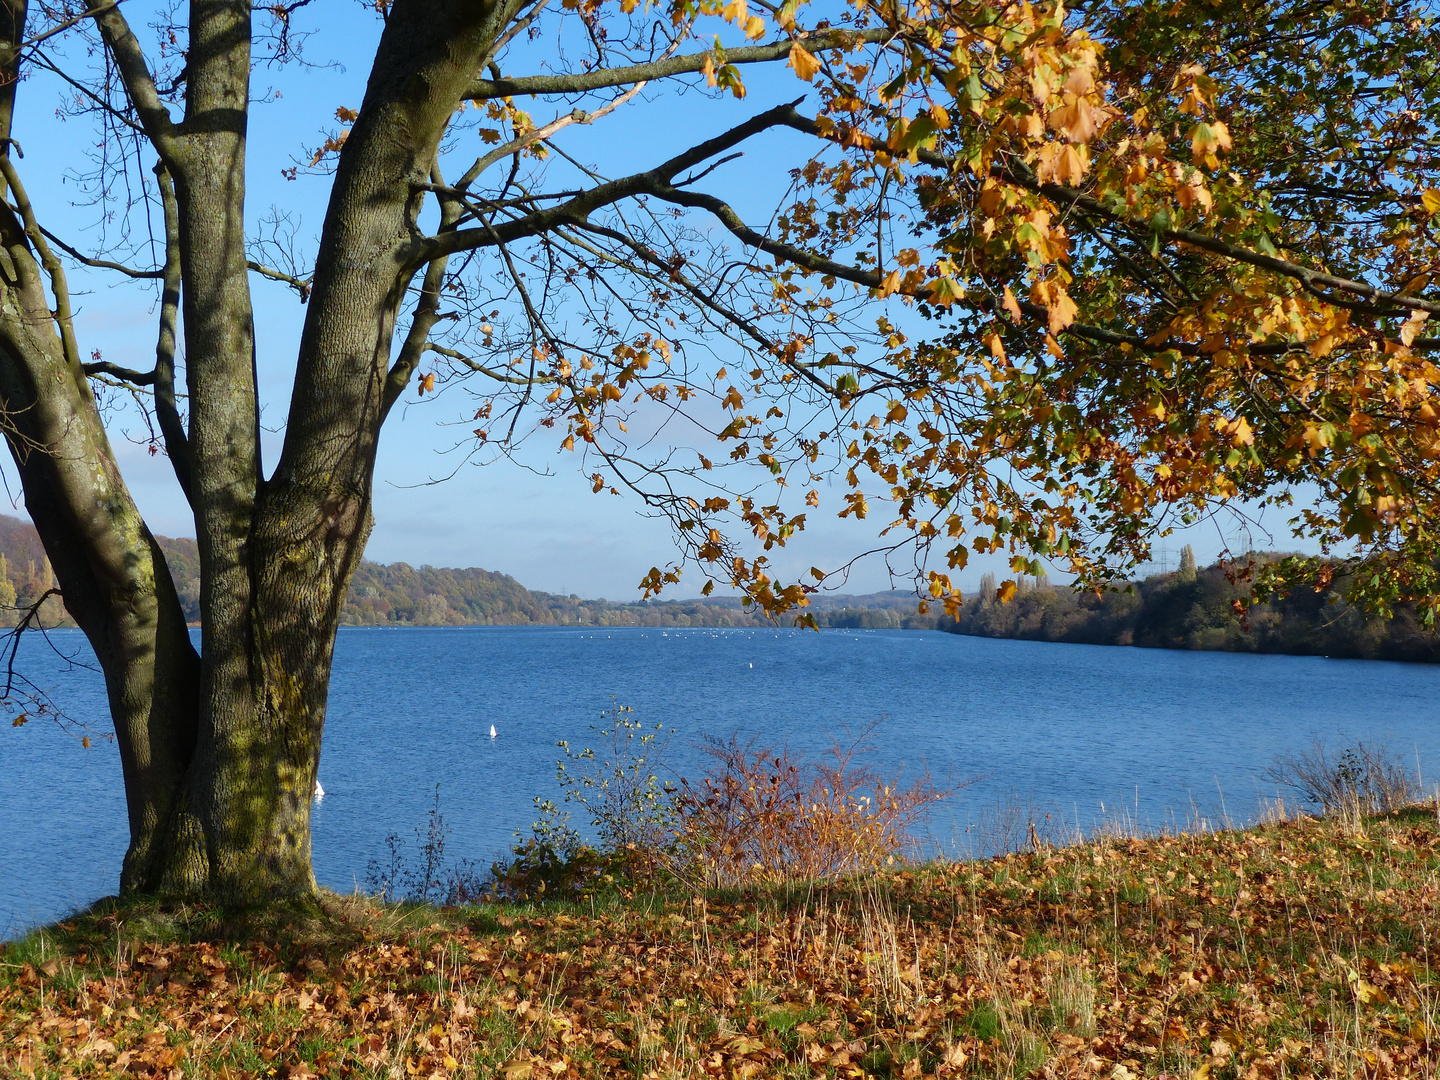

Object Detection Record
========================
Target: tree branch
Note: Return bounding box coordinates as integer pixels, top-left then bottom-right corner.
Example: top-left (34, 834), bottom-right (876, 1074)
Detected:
top-left (88, 1), bottom-right (179, 158)
top-left (805, 111), bottom-right (1440, 319)
top-left (383, 161), bottom-right (463, 421)
top-left (424, 342), bottom-right (551, 385)
top-left (406, 101), bottom-right (810, 266)
top-left (39, 223), bottom-right (163, 279)
top-left (246, 259), bottom-right (311, 300)
top-left (464, 29), bottom-right (892, 99)
top-left (152, 164), bottom-right (192, 504)
top-left (82, 360), bottom-right (155, 384)
top-left (0, 155), bottom-right (82, 373)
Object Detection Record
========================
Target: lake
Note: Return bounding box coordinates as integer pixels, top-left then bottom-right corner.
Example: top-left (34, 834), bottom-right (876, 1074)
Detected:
top-left (2, 625), bottom-right (1436, 937)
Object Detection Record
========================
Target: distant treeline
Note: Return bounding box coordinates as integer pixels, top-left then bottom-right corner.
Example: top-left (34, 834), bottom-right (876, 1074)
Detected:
top-left (0, 515), bottom-right (939, 630)
top-left (6, 513), bottom-right (1433, 656)
top-left (948, 556), bottom-right (1440, 663)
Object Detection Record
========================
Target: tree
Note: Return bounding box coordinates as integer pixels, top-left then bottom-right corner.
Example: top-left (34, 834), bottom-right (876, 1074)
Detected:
top-left (0, 0), bottom-right (891, 901)
top-left (7, 0), bottom-right (1440, 904)
top-left (1178, 545), bottom-right (1196, 582)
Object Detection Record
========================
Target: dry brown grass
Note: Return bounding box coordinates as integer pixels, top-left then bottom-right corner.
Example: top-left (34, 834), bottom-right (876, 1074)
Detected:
top-left (7, 808), bottom-right (1440, 1078)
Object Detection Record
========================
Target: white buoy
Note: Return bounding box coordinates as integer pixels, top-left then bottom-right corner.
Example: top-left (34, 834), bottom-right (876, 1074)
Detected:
top-left (749, 662), bottom-right (753, 668)
top-left (490, 724), bottom-right (497, 738)
top-left (313, 780), bottom-right (324, 801)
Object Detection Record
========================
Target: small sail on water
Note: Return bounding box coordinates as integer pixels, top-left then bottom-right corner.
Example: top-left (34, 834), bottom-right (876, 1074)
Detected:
top-left (313, 780), bottom-right (325, 801)
top-left (490, 724), bottom-right (497, 739)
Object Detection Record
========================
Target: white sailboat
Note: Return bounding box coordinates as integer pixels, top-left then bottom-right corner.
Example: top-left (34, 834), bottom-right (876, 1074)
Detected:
top-left (490, 724), bottom-right (497, 739)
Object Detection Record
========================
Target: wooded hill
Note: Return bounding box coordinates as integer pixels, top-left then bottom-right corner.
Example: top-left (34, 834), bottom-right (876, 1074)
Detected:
top-left (0, 515), bottom-right (939, 630)
top-left (949, 558), bottom-right (1440, 663)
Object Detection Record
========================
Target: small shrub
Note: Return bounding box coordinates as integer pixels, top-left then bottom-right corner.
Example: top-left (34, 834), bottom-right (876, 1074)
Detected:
top-left (489, 702), bottom-right (678, 899)
top-left (364, 785), bottom-right (486, 904)
top-left (487, 798), bottom-right (615, 902)
top-left (1265, 738), bottom-right (1419, 818)
top-left (671, 725), bottom-right (950, 887)
top-left (553, 700), bottom-right (679, 882)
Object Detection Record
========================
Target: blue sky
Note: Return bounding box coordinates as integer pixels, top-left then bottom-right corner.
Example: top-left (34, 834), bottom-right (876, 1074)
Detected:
top-left (4, 3), bottom-right (1300, 600)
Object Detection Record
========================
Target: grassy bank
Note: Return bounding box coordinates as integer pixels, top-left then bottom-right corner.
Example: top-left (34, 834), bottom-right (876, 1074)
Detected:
top-left (5, 809), bottom-right (1440, 1079)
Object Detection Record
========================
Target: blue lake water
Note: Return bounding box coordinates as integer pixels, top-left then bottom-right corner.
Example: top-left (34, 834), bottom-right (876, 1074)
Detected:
top-left (2, 625), bottom-right (1437, 938)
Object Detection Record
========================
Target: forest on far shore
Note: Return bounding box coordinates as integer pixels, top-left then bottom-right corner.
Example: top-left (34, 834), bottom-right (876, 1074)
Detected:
top-left (949, 550), bottom-right (1440, 663)
top-left (0, 514), bottom-right (1433, 657)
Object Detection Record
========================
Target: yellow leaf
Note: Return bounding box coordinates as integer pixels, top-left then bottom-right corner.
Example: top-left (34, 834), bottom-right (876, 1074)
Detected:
top-left (1001, 286), bottom-right (1023, 323)
top-left (1355, 980), bottom-right (1388, 1006)
top-left (1048, 96), bottom-right (1100, 144)
top-left (722, 0), bottom-right (747, 24)
top-left (1044, 285), bottom-right (1078, 335)
top-left (997, 580), bottom-right (1017, 604)
top-left (744, 14), bottom-right (765, 39)
top-left (927, 275), bottom-right (965, 307)
top-left (1189, 121), bottom-right (1231, 165)
top-left (1423, 188), bottom-right (1440, 216)
top-left (1400, 309), bottom-right (1430, 346)
top-left (788, 43), bottom-right (821, 82)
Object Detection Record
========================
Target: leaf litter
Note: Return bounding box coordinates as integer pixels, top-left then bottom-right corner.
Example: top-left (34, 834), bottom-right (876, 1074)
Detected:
top-left (6, 807), bottom-right (1440, 1078)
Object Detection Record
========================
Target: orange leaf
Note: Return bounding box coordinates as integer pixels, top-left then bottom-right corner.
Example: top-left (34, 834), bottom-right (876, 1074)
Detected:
top-left (788, 44), bottom-right (821, 82)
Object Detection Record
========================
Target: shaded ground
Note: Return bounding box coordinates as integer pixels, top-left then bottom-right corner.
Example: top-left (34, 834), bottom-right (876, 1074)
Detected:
top-left (5, 809), bottom-right (1440, 1078)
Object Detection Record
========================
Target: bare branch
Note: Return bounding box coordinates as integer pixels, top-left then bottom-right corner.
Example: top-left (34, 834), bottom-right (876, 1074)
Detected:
top-left (246, 258), bottom-right (312, 299)
top-left (409, 101), bottom-right (810, 265)
top-left (82, 360), bottom-right (155, 384)
top-left (20, 1), bottom-right (120, 51)
top-left (383, 161), bottom-right (463, 421)
top-left (466, 76), bottom-right (652, 183)
top-left (424, 342), bottom-right (552, 386)
top-left (39, 223), bottom-right (163, 279)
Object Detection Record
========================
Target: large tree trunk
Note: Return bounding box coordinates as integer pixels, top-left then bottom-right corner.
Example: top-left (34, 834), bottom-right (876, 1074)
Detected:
top-left (182, 0), bottom-right (504, 902)
top-left (0, 0), bottom-right (508, 905)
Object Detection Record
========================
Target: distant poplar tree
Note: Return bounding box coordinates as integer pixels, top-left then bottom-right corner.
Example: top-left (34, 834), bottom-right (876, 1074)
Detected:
top-left (1179, 544), bottom-right (1197, 581)
top-left (979, 572), bottom-right (997, 605)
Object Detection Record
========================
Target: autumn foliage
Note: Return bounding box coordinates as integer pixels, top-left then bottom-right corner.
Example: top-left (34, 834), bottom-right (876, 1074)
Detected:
top-left (672, 734), bottom-right (948, 887)
top-left (491, 713), bottom-right (947, 897)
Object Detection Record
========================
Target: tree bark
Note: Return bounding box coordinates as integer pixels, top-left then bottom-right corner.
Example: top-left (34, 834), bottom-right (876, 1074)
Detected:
top-left (0, 199), bottom-right (202, 897)
top-left (0, 0), bottom-right (527, 905)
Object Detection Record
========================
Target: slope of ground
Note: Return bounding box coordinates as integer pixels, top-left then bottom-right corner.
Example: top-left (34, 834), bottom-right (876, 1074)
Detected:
top-left (4, 810), bottom-right (1440, 1078)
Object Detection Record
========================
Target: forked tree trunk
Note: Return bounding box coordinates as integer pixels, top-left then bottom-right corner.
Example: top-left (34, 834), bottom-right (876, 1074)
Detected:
top-left (0, 0), bottom-right (509, 904)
